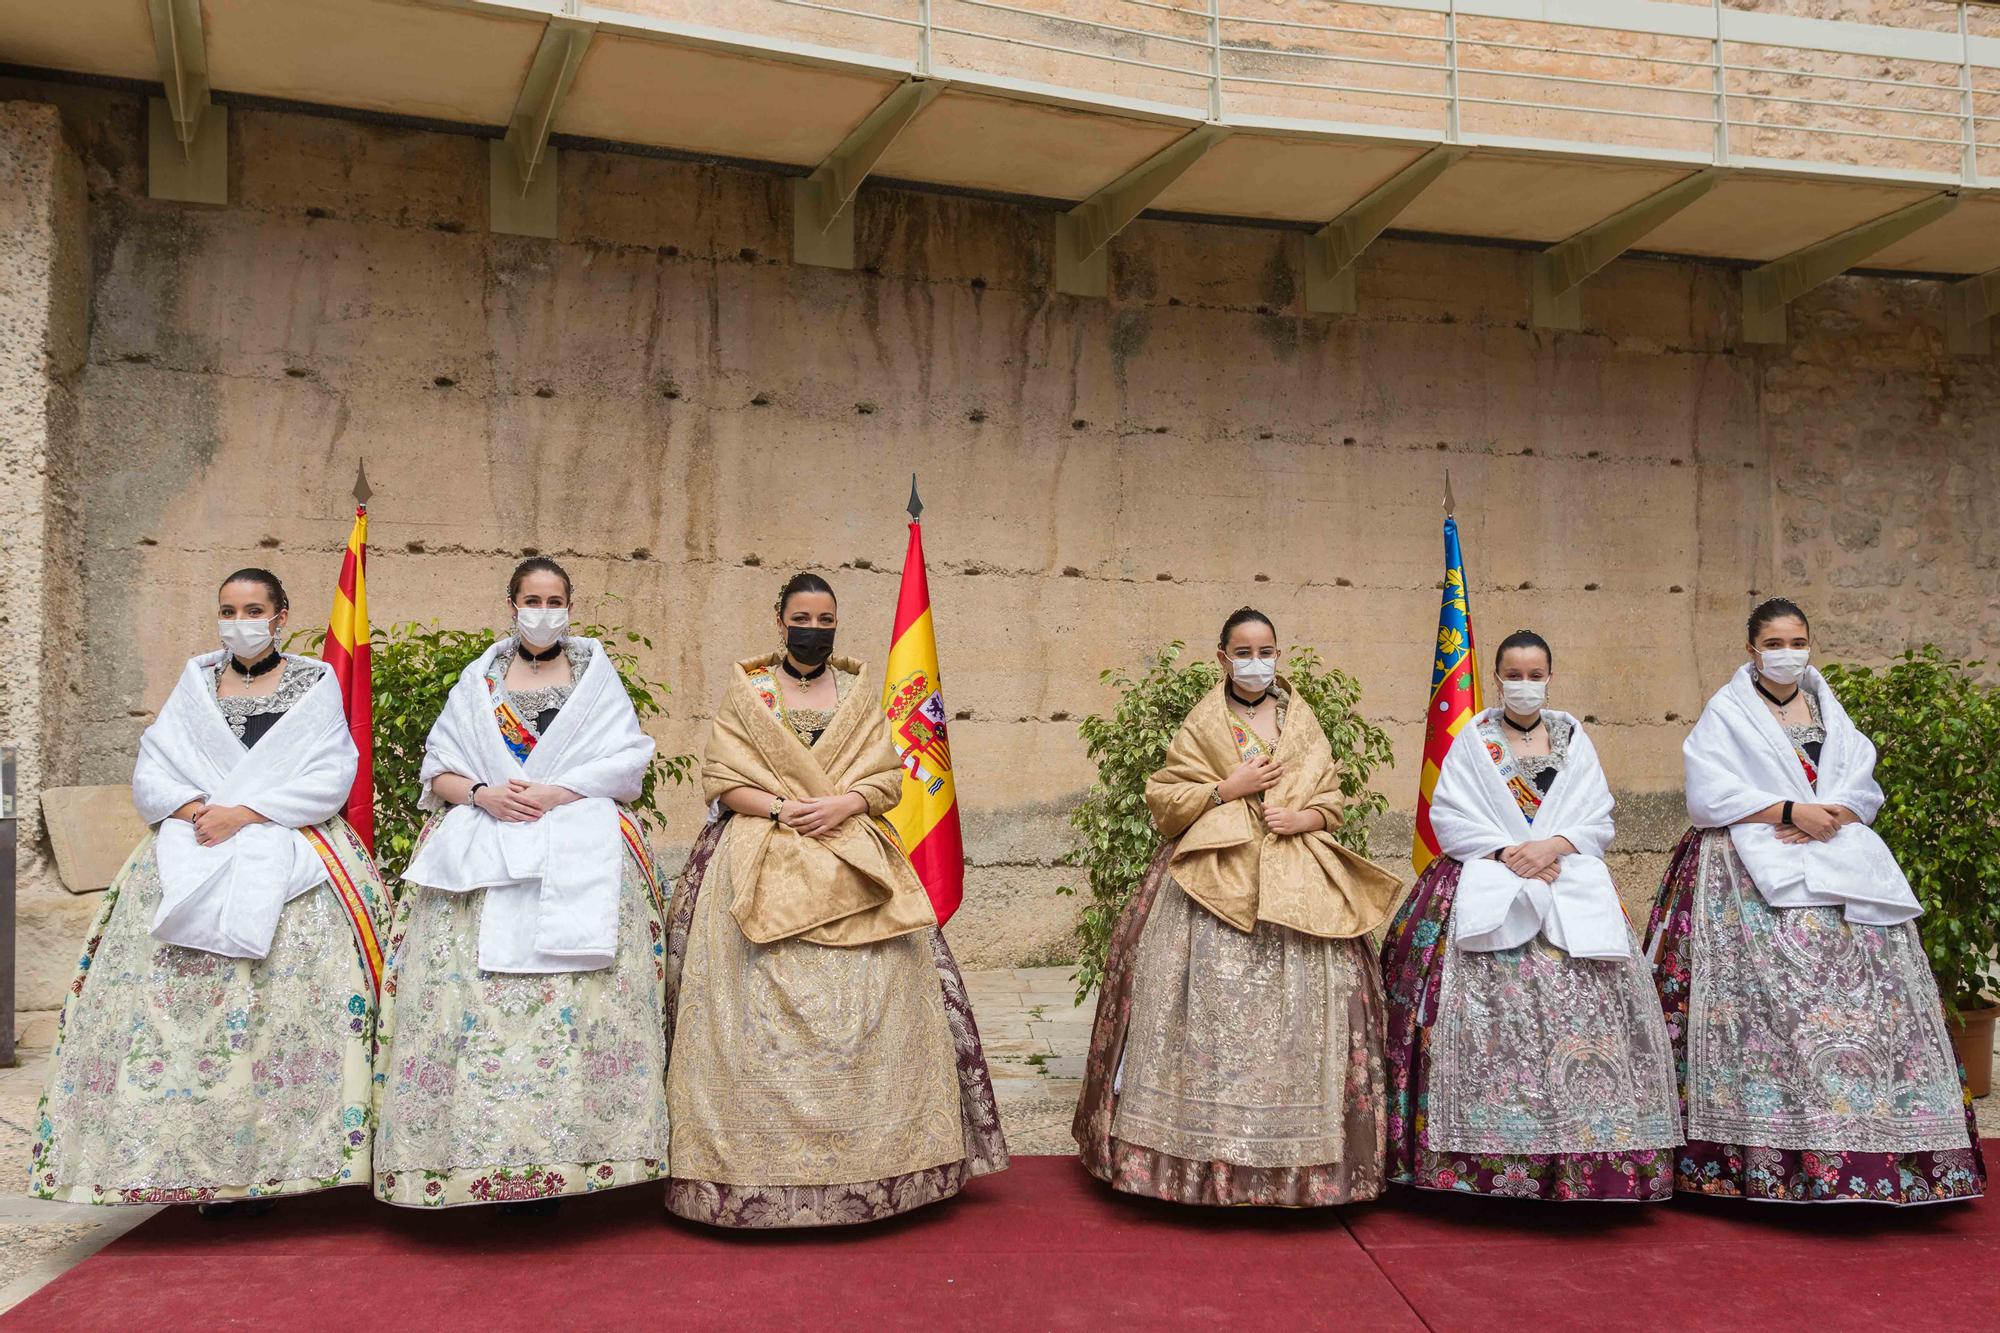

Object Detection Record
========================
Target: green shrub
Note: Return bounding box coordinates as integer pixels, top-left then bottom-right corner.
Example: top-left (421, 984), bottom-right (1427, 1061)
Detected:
top-left (1823, 648), bottom-right (2000, 1011)
top-left (293, 618), bottom-right (695, 875)
top-left (1058, 643), bottom-right (1395, 1001)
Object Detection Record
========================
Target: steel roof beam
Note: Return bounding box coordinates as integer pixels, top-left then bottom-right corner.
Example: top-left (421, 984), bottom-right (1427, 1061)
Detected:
top-left (490, 18), bottom-right (595, 238)
top-left (1530, 169), bottom-right (1717, 330)
top-left (147, 0), bottom-right (225, 203)
top-left (794, 79), bottom-right (945, 270)
top-left (1741, 192), bottom-right (1960, 344)
top-left (1055, 124), bottom-right (1231, 298)
top-left (1305, 145), bottom-right (1464, 315)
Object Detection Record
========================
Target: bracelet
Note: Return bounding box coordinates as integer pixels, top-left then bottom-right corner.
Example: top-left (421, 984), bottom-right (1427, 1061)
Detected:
top-left (469, 782), bottom-right (488, 805)
top-left (769, 796), bottom-right (786, 822)
top-left (1210, 785), bottom-right (1225, 807)
top-left (1781, 800), bottom-right (1794, 827)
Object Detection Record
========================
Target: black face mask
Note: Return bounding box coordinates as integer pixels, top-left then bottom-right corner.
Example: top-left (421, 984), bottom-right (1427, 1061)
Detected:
top-left (785, 625), bottom-right (836, 667)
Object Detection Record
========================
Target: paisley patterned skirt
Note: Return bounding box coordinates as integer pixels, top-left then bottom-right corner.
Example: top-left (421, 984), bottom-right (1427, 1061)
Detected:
top-left (29, 819), bottom-right (387, 1205)
top-left (371, 812), bottom-right (671, 1207)
top-left (1380, 857), bottom-right (1679, 1201)
top-left (1648, 827), bottom-right (1985, 1205)
top-left (1072, 843), bottom-right (1388, 1207)
top-left (663, 818), bottom-right (1008, 1228)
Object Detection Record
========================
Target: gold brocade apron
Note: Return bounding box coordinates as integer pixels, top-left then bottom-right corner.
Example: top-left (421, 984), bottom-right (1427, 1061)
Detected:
top-left (1110, 703), bottom-right (1358, 1169)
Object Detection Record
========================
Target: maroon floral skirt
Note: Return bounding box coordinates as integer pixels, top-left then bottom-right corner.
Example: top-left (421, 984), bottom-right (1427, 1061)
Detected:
top-left (1648, 827), bottom-right (1985, 1206)
top-left (662, 819), bottom-right (1009, 1228)
top-left (1071, 844), bottom-right (1388, 1207)
top-left (1380, 857), bottom-right (1675, 1201)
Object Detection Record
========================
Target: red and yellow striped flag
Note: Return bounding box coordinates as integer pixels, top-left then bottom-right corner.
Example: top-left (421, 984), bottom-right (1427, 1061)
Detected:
top-left (324, 502), bottom-right (374, 852)
top-left (883, 515), bottom-right (964, 925)
top-left (1412, 512), bottom-right (1481, 875)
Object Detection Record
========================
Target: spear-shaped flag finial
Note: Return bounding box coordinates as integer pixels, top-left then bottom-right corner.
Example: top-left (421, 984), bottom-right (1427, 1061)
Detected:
top-left (353, 459), bottom-right (374, 509)
top-left (907, 473), bottom-right (923, 523)
top-left (1443, 467), bottom-right (1455, 519)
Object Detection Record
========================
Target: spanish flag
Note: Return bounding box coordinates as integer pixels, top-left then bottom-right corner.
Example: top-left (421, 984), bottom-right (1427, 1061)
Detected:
top-left (1412, 511), bottom-right (1481, 875)
top-left (882, 504), bottom-right (964, 925)
top-left (324, 496), bottom-right (375, 853)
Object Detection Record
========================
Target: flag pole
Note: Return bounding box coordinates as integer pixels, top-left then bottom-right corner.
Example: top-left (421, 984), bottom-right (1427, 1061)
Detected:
top-left (907, 472), bottom-right (923, 523)
top-left (1443, 467), bottom-right (1454, 519)
top-left (327, 460), bottom-right (375, 854)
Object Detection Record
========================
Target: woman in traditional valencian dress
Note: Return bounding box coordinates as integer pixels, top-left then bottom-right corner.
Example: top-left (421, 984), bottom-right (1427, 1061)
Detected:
top-left (372, 558), bottom-right (670, 1211)
top-left (1073, 609), bottom-right (1403, 1206)
top-left (1648, 597), bottom-right (1983, 1205)
top-left (30, 569), bottom-right (388, 1211)
top-left (1379, 630), bottom-right (1681, 1201)
top-left (665, 571), bottom-right (1006, 1228)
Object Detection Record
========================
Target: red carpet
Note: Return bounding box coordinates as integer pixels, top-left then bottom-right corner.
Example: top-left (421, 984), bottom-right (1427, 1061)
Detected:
top-left (9, 1151), bottom-right (2000, 1331)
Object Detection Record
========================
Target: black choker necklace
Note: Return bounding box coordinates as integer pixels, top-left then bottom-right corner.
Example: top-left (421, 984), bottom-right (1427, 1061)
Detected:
top-left (781, 658), bottom-right (828, 683)
top-left (1501, 711), bottom-right (1543, 735)
top-left (520, 640), bottom-right (563, 663)
top-left (1227, 684), bottom-right (1269, 711)
top-left (230, 650), bottom-right (283, 678)
top-left (1754, 680), bottom-right (1799, 709)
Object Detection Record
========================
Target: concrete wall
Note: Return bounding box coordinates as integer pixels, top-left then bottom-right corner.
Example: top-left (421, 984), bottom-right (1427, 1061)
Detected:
top-left (0, 99), bottom-right (90, 1024)
top-left (1, 78), bottom-right (1995, 1014)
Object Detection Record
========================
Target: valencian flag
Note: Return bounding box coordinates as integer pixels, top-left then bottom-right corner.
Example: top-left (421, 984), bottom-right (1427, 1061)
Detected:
top-left (1412, 492), bottom-right (1481, 875)
top-left (882, 478), bottom-right (965, 925)
top-left (324, 463), bottom-right (375, 852)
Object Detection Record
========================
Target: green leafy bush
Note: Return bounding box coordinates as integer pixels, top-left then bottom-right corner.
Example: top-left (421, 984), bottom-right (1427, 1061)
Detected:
top-left (293, 619), bottom-right (695, 875)
top-left (1823, 648), bottom-right (2000, 1011)
top-left (1058, 643), bottom-right (1395, 1000)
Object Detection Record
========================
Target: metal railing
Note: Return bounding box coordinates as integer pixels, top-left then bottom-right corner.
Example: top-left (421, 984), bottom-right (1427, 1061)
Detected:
top-left (586, 0), bottom-right (2000, 187)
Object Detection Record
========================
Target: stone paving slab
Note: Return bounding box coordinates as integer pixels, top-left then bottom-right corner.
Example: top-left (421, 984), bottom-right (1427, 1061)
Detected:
top-left (0, 1045), bottom-right (161, 1316)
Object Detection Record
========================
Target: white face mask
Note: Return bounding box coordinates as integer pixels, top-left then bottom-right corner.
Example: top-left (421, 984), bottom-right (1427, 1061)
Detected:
top-left (219, 617), bottom-right (275, 661)
top-left (515, 606), bottom-right (569, 650)
top-left (1228, 657), bottom-right (1277, 694)
top-left (1758, 648), bottom-right (1810, 686)
top-left (1500, 678), bottom-right (1547, 715)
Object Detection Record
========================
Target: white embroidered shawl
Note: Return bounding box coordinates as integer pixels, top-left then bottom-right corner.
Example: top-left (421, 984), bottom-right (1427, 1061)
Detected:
top-left (1682, 663), bottom-right (1917, 926)
top-left (401, 637), bottom-right (654, 972)
top-left (1429, 710), bottom-right (1629, 960)
top-left (133, 652), bottom-right (356, 959)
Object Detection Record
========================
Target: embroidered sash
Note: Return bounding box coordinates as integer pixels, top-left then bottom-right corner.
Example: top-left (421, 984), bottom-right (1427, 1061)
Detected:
top-left (300, 823), bottom-right (388, 999)
top-left (1476, 718), bottom-right (1545, 824)
top-left (619, 810), bottom-right (666, 921)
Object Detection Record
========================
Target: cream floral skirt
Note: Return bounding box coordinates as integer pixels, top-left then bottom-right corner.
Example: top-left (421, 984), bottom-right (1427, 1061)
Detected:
top-left (29, 821), bottom-right (386, 1205)
top-left (371, 819), bottom-right (671, 1207)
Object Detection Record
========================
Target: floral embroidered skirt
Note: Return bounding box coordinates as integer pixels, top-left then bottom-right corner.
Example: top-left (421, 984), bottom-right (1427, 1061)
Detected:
top-left (1072, 843), bottom-right (1388, 1207)
top-left (663, 819), bottom-right (1009, 1229)
top-left (30, 820), bottom-right (387, 1205)
top-left (1647, 827), bottom-right (1985, 1206)
top-left (1380, 857), bottom-right (1680, 1201)
top-left (371, 814), bottom-right (671, 1207)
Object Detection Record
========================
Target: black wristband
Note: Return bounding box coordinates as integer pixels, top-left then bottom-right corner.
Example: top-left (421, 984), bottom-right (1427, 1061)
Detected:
top-left (469, 782), bottom-right (488, 805)
top-left (1782, 800), bottom-right (1794, 827)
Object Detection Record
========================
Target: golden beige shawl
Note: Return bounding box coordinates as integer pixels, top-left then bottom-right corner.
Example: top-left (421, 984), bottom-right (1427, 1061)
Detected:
top-left (701, 653), bottom-right (937, 948)
top-left (1146, 680), bottom-right (1400, 939)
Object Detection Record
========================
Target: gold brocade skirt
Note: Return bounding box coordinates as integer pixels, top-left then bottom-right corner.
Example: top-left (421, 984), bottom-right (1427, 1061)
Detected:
top-left (1073, 843), bottom-right (1388, 1206)
top-left (664, 818), bottom-right (1007, 1227)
